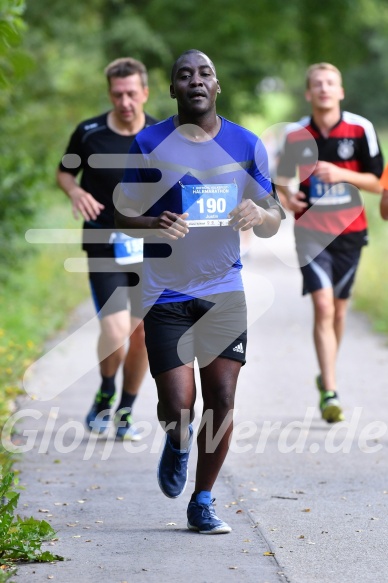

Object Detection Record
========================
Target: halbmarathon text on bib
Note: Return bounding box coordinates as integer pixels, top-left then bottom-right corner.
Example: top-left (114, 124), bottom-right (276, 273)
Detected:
top-left (181, 183), bottom-right (238, 227)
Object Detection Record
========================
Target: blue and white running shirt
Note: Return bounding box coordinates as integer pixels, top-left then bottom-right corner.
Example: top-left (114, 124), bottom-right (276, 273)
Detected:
top-left (121, 116), bottom-right (274, 306)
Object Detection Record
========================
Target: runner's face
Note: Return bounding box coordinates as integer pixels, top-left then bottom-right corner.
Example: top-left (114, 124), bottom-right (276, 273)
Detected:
top-left (306, 69), bottom-right (344, 112)
top-left (170, 53), bottom-right (220, 116)
top-left (109, 74), bottom-right (149, 124)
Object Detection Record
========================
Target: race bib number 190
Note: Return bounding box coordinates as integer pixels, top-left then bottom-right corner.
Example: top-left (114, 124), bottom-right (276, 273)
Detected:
top-left (181, 183), bottom-right (238, 227)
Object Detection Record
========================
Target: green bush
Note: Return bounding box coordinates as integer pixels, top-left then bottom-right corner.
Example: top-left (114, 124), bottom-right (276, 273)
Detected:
top-left (0, 470), bottom-right (63, 574)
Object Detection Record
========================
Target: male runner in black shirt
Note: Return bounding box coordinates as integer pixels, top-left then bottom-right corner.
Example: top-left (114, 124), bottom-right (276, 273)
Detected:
top-left (57, 57), bottom-right (157, 439)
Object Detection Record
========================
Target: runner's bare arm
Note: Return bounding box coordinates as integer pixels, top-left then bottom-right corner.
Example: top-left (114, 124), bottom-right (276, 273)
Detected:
top-left (56, 169), bottom-right (105, 221)
top-left (313, 162), bottom-right (381, 193)
top-left (114, 203), bottom-right (189, 240)
top-left (228, 198), bottom-right (281, 238)
top-left (277, 177), bottom-right (308, 213)
top-left (380, 189), bottom-right (388, 220)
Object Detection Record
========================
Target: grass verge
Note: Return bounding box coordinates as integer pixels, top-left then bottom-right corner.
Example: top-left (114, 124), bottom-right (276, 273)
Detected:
top-left (0, 201), bottom-right (88, 439)
top-left (0, 201), bottom-right (87, 574)
top-left (353, 193), bottom-right (388, 336)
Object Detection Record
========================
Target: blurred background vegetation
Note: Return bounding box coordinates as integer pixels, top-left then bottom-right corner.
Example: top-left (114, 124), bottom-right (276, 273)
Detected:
top-left (1, 0), bottom-right (388, 431)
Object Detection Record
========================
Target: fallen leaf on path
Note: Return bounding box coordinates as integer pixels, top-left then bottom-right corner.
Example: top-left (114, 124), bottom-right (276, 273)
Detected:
top-left (302, 508), bottom-right (311, 512)
top-left (263, 551), bottom-right (275, 556)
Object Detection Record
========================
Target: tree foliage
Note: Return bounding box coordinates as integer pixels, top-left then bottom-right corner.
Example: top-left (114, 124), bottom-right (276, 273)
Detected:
top-left (0, 0), bottom-right (32, 90)
top-left (0, 1), bottom-right (37, 282)
top-left (81, 0), bottom-right (388, 121)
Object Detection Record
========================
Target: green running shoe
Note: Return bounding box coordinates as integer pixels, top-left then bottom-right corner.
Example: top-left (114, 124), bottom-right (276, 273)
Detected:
top-left (114, 409), bottom-right (141, 441)
top-left (85, 390), bottom-right (116, 434)
top-left (316, 375), bottom-right (345, 423)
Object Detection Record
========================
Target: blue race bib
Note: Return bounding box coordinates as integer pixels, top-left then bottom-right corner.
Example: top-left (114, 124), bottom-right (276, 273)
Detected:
top-left (109, 232), bottom-right (143, 265)
top-left (310, 176), bottom-right (352, 206)
top-left (181, 183), bottom-right (238, 227)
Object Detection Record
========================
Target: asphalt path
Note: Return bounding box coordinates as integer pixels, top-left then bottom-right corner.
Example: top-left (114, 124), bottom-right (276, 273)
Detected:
top-left (9, 214), bottom-right (388, 583)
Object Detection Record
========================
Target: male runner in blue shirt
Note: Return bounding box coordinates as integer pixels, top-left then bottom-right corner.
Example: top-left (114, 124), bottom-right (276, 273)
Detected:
top-left (116, 49), bottom-right (283, 534)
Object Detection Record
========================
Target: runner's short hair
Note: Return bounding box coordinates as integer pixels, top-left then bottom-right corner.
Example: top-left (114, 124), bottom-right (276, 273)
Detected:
top-left (104, 57), bottom-right (148, 87)
top-left (170, 49), bottom-right (216, 83)
top-left (305, 63), bottom-right (342, 88)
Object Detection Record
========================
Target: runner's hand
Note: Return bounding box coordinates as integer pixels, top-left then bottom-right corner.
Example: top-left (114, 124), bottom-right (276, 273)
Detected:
top-left (288, 191), bottom-right (308, 213)
top-left (68, 186), bottom-right (105, 221)
top-left (228, 199), bottom-right (266, 231)
top-left (313, 161), bottom-right (344, 183)
top-left (152, 211), bottom-right (189, 240)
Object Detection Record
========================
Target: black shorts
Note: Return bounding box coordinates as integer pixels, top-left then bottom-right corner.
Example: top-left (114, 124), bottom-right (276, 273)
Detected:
top-left (86, 244), bottom-right (143, 319)
top-left (297, 242), bottom-right (361, 299)
top-left (144, 292), bottom-right (247, 377)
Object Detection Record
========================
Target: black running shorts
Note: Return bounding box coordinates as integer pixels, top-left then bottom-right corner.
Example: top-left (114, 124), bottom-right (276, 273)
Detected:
top-left (86, 244), bottom-right (143, 319)
top-left (297, 243), bottom-right (361, 299)
top-left (143, 291), bottom-right (247, 377)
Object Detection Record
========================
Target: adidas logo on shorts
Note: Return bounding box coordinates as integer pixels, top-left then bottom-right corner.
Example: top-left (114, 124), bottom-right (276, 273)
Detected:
top-left (232, 342), bottom-right (244, 354)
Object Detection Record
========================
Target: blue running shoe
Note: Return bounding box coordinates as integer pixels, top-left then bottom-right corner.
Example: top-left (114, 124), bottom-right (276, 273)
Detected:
top-left (114, 409), bottom-right (142, 441)
top-left (187, 497), bottom-right (231, 534)
top-left (85, 390), bottom-right (115, 434)
top-left (157, 424), bottom-right (193, 498)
